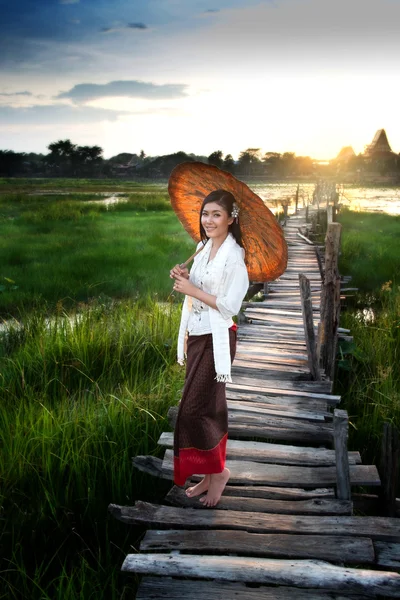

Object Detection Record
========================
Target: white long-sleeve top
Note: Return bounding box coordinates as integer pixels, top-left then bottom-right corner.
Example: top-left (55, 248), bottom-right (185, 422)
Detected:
top-left (188, 249), bottom-right (249, 335)
top-left (177, 233), bottom-right (249, 381)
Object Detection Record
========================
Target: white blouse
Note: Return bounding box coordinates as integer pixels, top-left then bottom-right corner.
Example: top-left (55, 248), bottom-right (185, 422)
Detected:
top-left (187, 242), bottom-right (249, 336)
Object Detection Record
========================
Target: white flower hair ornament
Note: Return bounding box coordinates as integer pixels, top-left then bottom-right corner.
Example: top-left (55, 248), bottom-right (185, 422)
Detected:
top-left (231, 202), bottom-right (240, 222)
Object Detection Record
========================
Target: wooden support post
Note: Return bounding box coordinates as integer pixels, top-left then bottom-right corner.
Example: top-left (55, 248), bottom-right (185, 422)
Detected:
top-left (379, 423), bottom-right (400, 517)
top-left (315, 246), bottom-right (324, 282)
top-left (283, 203), bottom-right (288, 221)
top-left (263, 282), bottom-right (269, 297)
top-left (295, 184), bottom-right (299, 214)
top-left (299, 274), bottom-right (321, 381)
top-left (334, 409), bottom-right (351, 502)
top-left (327, 205), bottom-right (333, 224)
top-left (319, 223), bottom-right (342, 380)
top-left (305, 204), bottom-right (309, 222)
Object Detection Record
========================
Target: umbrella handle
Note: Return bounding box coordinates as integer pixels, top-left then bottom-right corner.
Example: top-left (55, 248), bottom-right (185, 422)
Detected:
top-left (167, 245), bottom-right (204, 302)
top-left (179, 245), bottom-right (204, 269)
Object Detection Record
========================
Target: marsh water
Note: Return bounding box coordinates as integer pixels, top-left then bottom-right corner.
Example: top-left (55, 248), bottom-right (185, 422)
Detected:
top-left (250, 183), bottom-right (400, 216)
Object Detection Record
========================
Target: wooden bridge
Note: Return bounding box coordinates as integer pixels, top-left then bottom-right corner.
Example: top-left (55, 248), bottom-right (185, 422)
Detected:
top-left (110, 198), bottom-right (400, 599)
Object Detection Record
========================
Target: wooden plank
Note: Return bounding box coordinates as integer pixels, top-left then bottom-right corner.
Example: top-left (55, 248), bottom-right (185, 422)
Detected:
top-left (157, 432), bottom-right (361, 466)
top-left (161, 451), bottom-right (380, 487)
top-left (245, 307), bottom-right (315, 317)
top-left (232, 364), bottom-right (311, 380)
top-left (226, 390), bottom-right (329, 411)
top-left (238, 336), bottom-right (308, 348)
top-left (227, 379), bottom-right (340, 403)
top-left (136, 577), bottom-right (369, 600)
top-left (233, 362), bottom-right (309, 378)
top-left (111, 501), bottom-right (400, 542)
top-left (132, 455), bottom-right (171, 479)
top-left (234, 356), bottom-right (309, 371)
top-left (140, 529), bottom-right (374, 563)
top-left (221, 484), bottom-right (336, 500)
top-left (237, 344), bottom-right (308, 359)
top-left (238, 327), bottom-right (308, 340)
top-left (122, 553), bottom-right (400, 596)
top-left (225, 423), bottom-right (333, 443)
top-left (229, 374), bottom-right (332, 394)
top-left (168, 408), bottom-right (335, 443)
top-left (245, 312), bottom-right (305, 325)
top-left (226, 400), bottom-right (329, 422)
top-left (165, 486), bottom-right (353, 516)
top-left (374, 541), bottom-right (400, 569)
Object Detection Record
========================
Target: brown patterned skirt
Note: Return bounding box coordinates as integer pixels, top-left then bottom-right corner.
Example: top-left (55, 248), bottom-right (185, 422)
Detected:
top-left (173, 328), bottom-right (237, 486)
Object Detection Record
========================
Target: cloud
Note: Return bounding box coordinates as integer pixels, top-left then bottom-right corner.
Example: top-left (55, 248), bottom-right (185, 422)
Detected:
top-left (0, 103), bottom-right (120, 126)
top-left (204, 9), bottom-right (220, 13)
top-left (101, 22), bottom-right (149, 34)
top-left (0, 91), bottom-right (32, 97)
top-left (57, 80), bottom-right (188, 102)
top-left (59, 0), bottom-right (80, 4)
top-left (127, 23), bottom-right (148, 30)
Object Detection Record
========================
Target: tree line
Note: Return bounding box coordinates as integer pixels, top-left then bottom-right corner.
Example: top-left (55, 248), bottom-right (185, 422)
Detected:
top-left (0, 139), bottom-right (314, 179)
top-left (1, 139), bottom-right (399, 180)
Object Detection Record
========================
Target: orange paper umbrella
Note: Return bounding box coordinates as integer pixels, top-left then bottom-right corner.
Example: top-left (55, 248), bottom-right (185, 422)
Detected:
top-left (168, 162), bottom-right (288, 281)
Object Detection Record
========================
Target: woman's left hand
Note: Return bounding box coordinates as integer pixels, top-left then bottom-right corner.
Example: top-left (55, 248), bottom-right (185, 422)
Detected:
top-left (173, 275), bottom-right (197, 296)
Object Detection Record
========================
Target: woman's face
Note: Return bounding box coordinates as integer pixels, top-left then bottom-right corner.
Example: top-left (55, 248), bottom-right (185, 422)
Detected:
top-left (201, 201), bottom-right (234, 242)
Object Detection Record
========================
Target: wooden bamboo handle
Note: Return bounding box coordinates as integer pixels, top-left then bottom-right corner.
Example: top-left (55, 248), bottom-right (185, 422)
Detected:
top-left (179, 245), bottom-right (204, 269)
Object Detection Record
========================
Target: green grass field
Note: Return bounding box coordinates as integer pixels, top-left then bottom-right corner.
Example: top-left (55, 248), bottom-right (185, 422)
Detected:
top-left (0, 186), bottom-right (194, 317)
top-left (338, 208), bottom-right (400, 290)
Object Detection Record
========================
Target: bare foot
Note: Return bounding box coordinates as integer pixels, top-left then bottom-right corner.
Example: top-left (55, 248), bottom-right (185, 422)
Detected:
top-left (185, 475), bottom-right (210, 498)
top-left (199, 468), bottom-right (230, 507)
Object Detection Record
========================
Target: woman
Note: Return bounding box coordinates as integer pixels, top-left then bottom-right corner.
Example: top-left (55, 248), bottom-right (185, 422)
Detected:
top-left (170, 189), bottom-right (249, 507)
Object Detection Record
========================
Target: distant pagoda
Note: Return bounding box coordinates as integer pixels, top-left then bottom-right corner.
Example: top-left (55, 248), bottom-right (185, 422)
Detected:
top-left (335, 146), bottom-right (356, 162)
top-left (364, 129), bottom-right (394, 157)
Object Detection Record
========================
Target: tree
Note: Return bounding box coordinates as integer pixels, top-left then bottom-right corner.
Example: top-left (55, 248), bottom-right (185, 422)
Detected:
top-left (223, 154), bottom-right (235, 173)
top-left (45, 139), bottom-right (104, 176)
top-left (208, 150), bottom-right (223, 168)
top-left (238, 148), bottom-right (261, 176)
top-left (46, 139), bottom-right (77, 175)
top-left (263, 152), bottom-right (282, 176)
top-left (0, 150), bottom-right (25, 176)
top-left (281, 152), bottom-right (296, 176)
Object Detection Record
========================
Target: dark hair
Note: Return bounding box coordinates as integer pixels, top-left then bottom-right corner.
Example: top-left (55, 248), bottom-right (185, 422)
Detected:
top-left (199, 189), bottom-right (243, 247)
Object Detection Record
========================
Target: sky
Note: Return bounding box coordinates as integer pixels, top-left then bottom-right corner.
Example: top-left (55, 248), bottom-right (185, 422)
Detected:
top-left (1, 0), bottom-right (400, 160)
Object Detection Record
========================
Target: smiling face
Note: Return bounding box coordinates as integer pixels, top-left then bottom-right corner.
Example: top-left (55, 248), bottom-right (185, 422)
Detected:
top-left (201, 201), bottom-right (234, 244)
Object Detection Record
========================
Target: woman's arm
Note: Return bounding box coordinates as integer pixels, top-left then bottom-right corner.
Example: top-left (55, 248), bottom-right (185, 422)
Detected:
top-left (172, 276), bottom-right (218, 309)
top-left (173, 258), bottom-right (249, 315)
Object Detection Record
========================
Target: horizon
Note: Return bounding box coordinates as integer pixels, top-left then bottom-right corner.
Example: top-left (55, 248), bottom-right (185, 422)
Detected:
top-left (1, 0), bottom-right (399, 160)
top-left (3, 127), bottom-right (398, 163)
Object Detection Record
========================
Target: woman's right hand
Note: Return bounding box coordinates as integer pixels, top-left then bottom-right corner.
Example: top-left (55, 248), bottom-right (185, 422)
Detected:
top-left (170, 264), bottom-right (189, 280)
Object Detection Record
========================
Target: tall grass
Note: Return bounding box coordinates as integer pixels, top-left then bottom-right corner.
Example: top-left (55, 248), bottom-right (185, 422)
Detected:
top-left (336, 287), bottom-right (400, 464)
top-left (335, 209), bottom-right (400, 490)
top-left (0, 297), bottom-right (184, 599)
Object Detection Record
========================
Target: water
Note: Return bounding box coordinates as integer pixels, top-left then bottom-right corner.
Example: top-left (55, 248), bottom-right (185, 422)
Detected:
top-left (248, 183), bottom-right (400, 216)
top-left (87, 195), bottom-right (128, 209)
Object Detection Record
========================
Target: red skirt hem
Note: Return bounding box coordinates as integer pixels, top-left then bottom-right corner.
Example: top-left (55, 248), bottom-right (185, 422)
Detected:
top-left (173, 433), bottom-right (228, 486)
